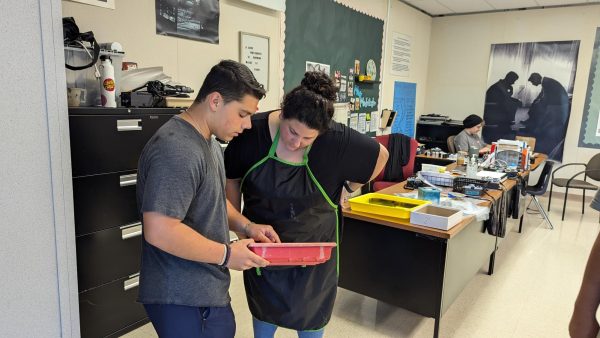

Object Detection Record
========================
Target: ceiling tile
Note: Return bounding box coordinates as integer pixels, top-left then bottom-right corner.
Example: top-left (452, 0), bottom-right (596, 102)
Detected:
top-left (436, 0), bottom-right (494, 13)
top-left (535, 0), bottom-right (589, 5)
top-left (403, 0), bottom-right (454, 15)
top-left (485, 0), bottom-right (540, 10)
top-left (402, 0), bottom-right (598, 15)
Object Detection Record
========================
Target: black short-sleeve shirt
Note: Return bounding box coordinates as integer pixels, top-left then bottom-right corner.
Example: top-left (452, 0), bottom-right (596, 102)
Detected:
top-left (224, 111), bottom-right (380, 204)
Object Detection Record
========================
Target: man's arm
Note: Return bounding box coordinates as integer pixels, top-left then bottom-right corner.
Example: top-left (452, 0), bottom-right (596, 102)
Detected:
top-left (570, 232), bottom-right (600, 338)
top-left (143, 211), bottom-right (268, 270)
top-left (226, 178), bottom-right (242, 211)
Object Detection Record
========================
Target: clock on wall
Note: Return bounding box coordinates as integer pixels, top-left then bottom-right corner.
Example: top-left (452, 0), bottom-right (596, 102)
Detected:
top-left (366, 59), bottom-right (377, 81)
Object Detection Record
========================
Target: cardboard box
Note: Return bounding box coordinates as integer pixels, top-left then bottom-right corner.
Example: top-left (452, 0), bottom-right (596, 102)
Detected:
top-left (410, 205), bottom-right (463, 230)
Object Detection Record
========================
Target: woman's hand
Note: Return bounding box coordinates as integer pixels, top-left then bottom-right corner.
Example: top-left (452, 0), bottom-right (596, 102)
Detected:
top-left (245, 222), bottom-right (281, 243)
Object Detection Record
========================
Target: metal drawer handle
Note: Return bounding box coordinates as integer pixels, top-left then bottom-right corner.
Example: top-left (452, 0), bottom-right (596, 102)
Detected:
top-left (121, 222), bottom-right (142, 240)
top-left (117, 119), bottom-right (142, 132)
top-left (123, 275), bottom-right (139, 291)
top-left (119, 173), bottom-right (137, 187)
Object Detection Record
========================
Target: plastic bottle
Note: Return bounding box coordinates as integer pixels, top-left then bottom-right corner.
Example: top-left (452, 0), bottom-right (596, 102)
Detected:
top-left (100, 56), bottom-right (117, 107)
top-left (466, 154), bottom-right (478, 178)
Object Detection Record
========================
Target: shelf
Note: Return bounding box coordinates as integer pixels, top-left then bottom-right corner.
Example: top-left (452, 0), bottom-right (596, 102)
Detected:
top-left (354, 76), bottom-right (380, 84)
top-left (65, 45), bottom-right (125, 56)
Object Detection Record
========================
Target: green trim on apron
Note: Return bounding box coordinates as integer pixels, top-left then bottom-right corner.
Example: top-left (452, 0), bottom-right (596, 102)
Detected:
top-left (305, 164), bottom-right (340, 274)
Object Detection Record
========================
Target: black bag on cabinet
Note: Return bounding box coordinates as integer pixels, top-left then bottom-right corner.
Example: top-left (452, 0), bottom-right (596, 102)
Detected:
top-left (63, 17), bottom-right (100, 71)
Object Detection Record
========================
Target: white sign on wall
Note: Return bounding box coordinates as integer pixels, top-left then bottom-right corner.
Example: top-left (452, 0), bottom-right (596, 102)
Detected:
top-left (390, 32), bottom-right (412, 77)
top-left (240, 32), bottom-right (270, 91)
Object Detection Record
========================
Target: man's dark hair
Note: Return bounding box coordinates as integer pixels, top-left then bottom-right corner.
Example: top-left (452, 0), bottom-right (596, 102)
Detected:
top-left (528, 72), bottom-right (542, 84)
top-left (504, 71), bottom-right (519, 84)
top-left (194, 60), bottom-right (266, 104)
top-left (281, 71), bottom-right (338, 133)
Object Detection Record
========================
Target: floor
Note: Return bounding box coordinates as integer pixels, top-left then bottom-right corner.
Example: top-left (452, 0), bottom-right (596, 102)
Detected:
top-left (122, 194), bottom-right (600, 338)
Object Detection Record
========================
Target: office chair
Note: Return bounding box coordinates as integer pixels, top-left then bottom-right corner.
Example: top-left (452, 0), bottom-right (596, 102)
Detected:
top-left (447, 135), bottom-right (456, 154)
top-left (548, 153), bottom-right (600, 221)
top-left (519, 160), bottom-right (555, 232)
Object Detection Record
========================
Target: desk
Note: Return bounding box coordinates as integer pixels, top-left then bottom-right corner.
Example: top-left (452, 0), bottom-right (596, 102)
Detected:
top-left (338, 154), bottom-right (546, 338)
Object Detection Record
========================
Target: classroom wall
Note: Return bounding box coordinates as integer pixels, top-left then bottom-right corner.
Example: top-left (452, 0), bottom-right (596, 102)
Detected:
top-left (62, 0), bottom-right (283, 110)
top-left (380, 0), bottom-right (431, 133)
top-left (2, 0), bottom-right (79, 336)
top-left (336, 0), bottom-right (432, 134)
top-left (425, 5), bottom-right (600, 167)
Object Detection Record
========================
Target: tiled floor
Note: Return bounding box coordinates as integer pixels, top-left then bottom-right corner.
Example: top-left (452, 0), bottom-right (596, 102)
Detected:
top-left (122, 194), bottom-right (600, 337)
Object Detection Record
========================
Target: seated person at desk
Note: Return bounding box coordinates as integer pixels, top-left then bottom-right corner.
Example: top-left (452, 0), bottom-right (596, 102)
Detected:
top-left (454, 114), bottom-right (491, 155)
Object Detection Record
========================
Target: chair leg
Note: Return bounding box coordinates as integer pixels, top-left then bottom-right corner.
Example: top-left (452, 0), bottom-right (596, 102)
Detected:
top-left (523, 196), bottom-right (533, 212)
top-left (583, 189), bottom-right (586, 215)
top-left (518, 213), bottom-right (524, 233)
top-left (548, 184), bottom-right (553, 211)
top-left (533, 196), bottom-right (554, 229)
top-left (562, 187), bottom-right (569, 221)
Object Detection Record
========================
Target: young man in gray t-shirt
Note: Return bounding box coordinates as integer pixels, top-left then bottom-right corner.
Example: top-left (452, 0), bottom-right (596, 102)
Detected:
top-left (137, 60), bottom-right (280, 337)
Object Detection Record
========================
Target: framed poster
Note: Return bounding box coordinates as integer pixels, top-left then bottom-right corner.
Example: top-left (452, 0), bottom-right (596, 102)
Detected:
top-left (67, 0), bottom-right (115, 9)
top-left (240, 32), bottom-right (269, 91)
top-left (484, 40), bottom-right (580, 161)
top-left (155, 0), bottom-right (220, 44)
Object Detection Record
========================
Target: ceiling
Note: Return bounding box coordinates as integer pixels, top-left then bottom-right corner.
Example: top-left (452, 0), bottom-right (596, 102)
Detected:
top-left (399, 0), bottom-right (600, 16)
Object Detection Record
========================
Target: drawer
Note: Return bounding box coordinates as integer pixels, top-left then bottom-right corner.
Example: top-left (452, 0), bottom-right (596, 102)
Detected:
top-left (76, 222), bottom-right (142, 291)
top-left (69, 113), bottom-right (173, 177)
top-left (79, 273), bottom-right (146, 338)
top-left (73, 170), bottom-right (138, 235)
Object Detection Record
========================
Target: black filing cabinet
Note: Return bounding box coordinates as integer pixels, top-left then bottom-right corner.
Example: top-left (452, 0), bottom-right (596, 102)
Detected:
top-left (69, 107), bottom-right (181, 337)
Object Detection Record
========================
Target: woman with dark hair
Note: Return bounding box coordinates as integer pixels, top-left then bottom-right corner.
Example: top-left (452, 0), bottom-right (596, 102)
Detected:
top-left (224, 71), bottom-right (388, 337)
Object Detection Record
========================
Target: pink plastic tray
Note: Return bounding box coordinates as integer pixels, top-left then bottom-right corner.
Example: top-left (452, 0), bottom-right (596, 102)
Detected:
top-left (248, 242), bottom-right (337, 266)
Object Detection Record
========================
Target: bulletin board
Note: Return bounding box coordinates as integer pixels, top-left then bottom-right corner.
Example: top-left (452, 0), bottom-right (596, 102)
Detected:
top-left (284, 0), bottom-right (384, 136)
top-left (391, 81), bottom-right (416, 137)
top-left (579, 27), bottom-right (600, 149)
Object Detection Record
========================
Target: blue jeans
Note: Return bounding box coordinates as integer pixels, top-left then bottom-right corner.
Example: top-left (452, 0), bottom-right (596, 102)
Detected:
top-left (144, 303), bottom-right (235, 338)
top-left (252, 317), bottom-right (325, 338)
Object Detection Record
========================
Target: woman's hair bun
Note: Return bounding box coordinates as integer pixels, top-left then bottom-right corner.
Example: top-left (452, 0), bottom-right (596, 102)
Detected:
top-left (300, 71), bottom-right (337, 101)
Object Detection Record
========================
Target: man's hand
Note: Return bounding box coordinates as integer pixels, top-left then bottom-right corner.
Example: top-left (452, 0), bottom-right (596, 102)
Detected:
top-left (246, 223), bottom-right (281, 243)
top-left (227, 239), bottom-right (269, 271)
top-left (479, 146), bottom-right (491, 154)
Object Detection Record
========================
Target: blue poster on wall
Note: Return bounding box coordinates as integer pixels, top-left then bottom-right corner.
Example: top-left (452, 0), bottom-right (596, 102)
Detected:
top-left (391, 81), bottom-right (416, 137)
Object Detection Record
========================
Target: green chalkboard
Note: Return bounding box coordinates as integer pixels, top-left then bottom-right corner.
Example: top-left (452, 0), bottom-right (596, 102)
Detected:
top-left (284, 0), bottom-right (384, 136)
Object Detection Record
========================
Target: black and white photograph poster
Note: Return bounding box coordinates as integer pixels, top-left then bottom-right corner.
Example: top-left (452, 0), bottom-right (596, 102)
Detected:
top-left (483, 41), bottom-right (580, 161)
top-left (156, 0), bottom-right (220, 44)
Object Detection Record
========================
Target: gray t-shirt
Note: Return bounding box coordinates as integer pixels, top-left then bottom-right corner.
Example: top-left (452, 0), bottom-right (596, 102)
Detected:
top-left (454, 129), bottom-right (485, 152)
top-left (136, 115), bottom-right (230, 307)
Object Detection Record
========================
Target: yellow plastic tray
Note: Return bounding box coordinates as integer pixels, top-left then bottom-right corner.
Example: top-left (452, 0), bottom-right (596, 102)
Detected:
top-left (348, 193), bottom-right (431, 219)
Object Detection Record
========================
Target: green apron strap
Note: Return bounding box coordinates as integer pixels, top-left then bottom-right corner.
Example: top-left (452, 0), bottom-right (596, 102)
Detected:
top-left (305, 165), bottom-right (340, 275)
top-left (241, 131), bottom-right (280, 189)
top-left (267, 129), bottom-right (280, 158)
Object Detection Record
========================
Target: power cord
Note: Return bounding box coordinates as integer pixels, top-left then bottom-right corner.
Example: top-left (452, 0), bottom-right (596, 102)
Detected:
top-left (75, 40), bottom-right (101, 78)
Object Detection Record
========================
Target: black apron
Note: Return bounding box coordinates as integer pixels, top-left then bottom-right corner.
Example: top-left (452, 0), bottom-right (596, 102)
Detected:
top-left (240, 130), bottom-right (339, 331)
